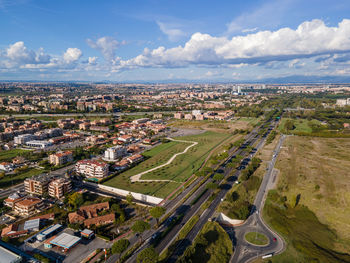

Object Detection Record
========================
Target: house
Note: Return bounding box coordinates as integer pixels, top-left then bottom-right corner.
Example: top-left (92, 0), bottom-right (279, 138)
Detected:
top-left (4, 192), bottom-right (24, 208)
top-left (1, 224), bottom-right (27, 238)
top-left (14, 197), bottom-right (44, 216)
top-left (126, 154), bottom-right (143, 164)
top-left (68, 202), bottom-right (112, 227)
top-left (118, 135), bottom-right (133, 144)
top-left (174, 112), bottom-right (184, 119)
top-left (84, 213), bottom-right (115, 227)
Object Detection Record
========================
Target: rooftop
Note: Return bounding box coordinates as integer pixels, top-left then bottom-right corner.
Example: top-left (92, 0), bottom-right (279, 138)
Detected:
top-left (50, 233), bottom-right (81, 249)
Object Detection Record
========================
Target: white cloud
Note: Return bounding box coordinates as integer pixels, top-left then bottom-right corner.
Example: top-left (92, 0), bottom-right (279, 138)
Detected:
top-left (242, 27), bottom-right (258, 33)
top-left (157, 21), bottom-right (186, 41)
top-left (63, 48), bottom-right (82, 63)
top-left (88, 56), bottom-right (98, 65)
top-left (116, 19), bottom-right (350, 69)
top-left (87, 36), bottom-right (123, 62)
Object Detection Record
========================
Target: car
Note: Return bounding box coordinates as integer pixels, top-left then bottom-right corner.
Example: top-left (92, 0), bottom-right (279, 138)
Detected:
top-left (273, 237), bottom-right (277, 242)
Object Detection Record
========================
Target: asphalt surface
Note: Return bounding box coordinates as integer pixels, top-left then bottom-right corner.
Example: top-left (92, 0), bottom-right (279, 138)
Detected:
top-left (230, 134), bottom-right (286, 263)
top-left (164, 123), bottom-right (274, 263)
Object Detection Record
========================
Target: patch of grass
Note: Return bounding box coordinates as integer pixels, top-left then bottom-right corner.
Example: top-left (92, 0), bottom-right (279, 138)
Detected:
top-left (0, 149), bottom-right (32, 162)
top-left (263, 190), bottom-right (350, 263)
top-left (278, 118), bottom-right (321, 133)
top-left (244, 232), bottom-right (268, 246)
top-left (0, 168), bottom-right (43, 188)
top-left (103, 131), bottom-right (230, 198)
top-left (179, 222), bottom-right (233, 263)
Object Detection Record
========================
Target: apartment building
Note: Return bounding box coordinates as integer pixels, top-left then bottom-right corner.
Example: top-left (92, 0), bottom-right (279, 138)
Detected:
top-left (48, 178), bottom-right (72, 199)
top-left (24, 174), bottom-right (49, 196)
top-left (75, 160), bottom-right (109, 178)
top-left (104, 146), bottom-right (127, 161)
top-left (49, 151), bottom-right (73, 166)
top-left (14, 134), bottom-right (35, 145)
top-left (14, 197), bottom-right (44, 216)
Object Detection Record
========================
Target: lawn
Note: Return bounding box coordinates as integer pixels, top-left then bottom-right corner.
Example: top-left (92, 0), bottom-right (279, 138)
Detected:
top-left (0, 149), bottom-right (32, 162)
top-left (0, 168), bottom-right (43, 188)
top-left (103, 131), bottom-right (231, 198)
top-left (278, 118), bottom-right (321, 133)
top-left (262, 135), bottom-right (350, 262)
top-left (244, 232), bottom-right (268, 246)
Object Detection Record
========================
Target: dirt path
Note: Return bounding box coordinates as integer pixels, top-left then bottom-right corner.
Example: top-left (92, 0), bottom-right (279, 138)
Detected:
top-left (130, 137), bottom-right (198, 183)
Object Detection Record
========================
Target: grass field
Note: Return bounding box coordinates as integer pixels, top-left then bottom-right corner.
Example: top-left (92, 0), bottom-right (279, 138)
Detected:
top-left (278, 118), bottom-right (321, 133)
top-left (244, 232), bottom-right (268, 246)
top-left (103, 131), bottom-right (232, 198)
top-left (169, 117), bottom-right (259, 133)
top-left (261, 135), bottom-right (350, 262)
top-left (0, 149), bottom-right (32, 162)
top-left (179, 222), bottom-right (233, 263)
top-left (0, 168), bottom-right (43, 188)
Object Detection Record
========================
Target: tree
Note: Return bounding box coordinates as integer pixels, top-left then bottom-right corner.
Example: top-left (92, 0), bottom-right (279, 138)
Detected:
top-left (111, 238), bottom-right (130, 259)
top-left (213, 173), bottom-right (224, 182)
top-left (68, 192), bottom-right (84, 209)
top-left (137, 246), bottom-right (158, 263)
top-left (126, 193), bottom-right (133, 205)
top-left (284, 119), bottom-right (295, 131)
top-left (149, 206), bottom-right (166, 225)
top-left (132, 220), bottom-right (150, 242)
top-left (206, 182), bottom-right (219, 190)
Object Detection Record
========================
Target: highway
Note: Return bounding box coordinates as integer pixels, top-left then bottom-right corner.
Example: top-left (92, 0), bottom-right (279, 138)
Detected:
top-left (124, 125), bottom-right (264, 263)
top-left (165, 122), bottom-right (275, 263)
top-left (230, 134), bottom-right (286, 263)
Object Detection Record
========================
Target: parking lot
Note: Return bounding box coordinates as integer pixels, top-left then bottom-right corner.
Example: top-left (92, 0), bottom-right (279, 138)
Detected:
top-left (27, 227), bottom-right (109, 263)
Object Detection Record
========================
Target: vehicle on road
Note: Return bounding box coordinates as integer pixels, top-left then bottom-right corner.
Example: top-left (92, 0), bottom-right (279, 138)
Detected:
top-left (273, 237), bottom-right (277, 242)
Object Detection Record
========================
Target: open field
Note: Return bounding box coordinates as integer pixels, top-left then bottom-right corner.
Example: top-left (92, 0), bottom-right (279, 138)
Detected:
top-left (103, 131), bottom-right (232, 198)
top-left (169, 117), bottom-right (259, 133)
top-left (0, 149), bottom-right (32, 162)
top-left (278, 118), bottom-right (321, 133)
top-left (261, 135), bottom-right (350, 262)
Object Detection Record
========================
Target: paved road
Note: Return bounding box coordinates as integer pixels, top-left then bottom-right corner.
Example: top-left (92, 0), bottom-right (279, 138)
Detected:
top-left (124, 126), bottom-right (263, 263)
top-left (164, 122), bottom-right (276, 263)
top-left (230, 134), bottom-right (286, 263)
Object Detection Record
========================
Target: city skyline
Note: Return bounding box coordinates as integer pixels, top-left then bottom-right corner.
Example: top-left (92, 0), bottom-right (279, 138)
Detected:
top-left (1, 0), bottom-right (350, 81)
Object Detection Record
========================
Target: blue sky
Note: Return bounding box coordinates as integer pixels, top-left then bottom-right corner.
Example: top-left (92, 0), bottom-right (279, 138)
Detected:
top-left (1, 0), bottom-right (350, 81)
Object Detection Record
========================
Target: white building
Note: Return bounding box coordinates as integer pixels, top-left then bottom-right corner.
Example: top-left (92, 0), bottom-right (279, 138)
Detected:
top-left (192, 110), bottom-right (202, 115)
top-left (75, 160), bottom-right (109, 178)
top-left (14, 134), bottom-right (35, 145)
top-left (0, 162), bottom-right (14, 172)
top-left (25, 140), bottom-right (52, 149)
top-left (104, 146), bottom-right (127, 161)
top-left (336, 98), bottom-right (350, 106)
top-left (132, 118), bottom-right (150, 124)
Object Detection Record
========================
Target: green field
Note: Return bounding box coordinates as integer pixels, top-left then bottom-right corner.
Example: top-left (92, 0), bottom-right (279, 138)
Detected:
top-left (0, 149), bottom-right (32, 162)
top-left (261, 136), bottom-right (350, 262)
top-left (0, 168), bottom-right (43, 188)
top-left (278, 118), bottom-right (321, 133)
top-left (103, 131), bottom-right (231, 198)
top-left (244, 232), bottom-right (268, 246)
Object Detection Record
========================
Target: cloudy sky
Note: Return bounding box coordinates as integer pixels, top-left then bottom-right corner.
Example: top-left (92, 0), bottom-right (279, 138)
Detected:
top-left (1, 0), bottom-right (350, 81)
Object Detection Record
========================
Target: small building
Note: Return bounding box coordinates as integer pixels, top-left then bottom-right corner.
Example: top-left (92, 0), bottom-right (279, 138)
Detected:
top-left (37, 224), bottom-right (63, 242)
top-left (49, 233), bottom-right (81, 252)
top-left (0, 245), bottom-right (22, 263)
top-left (23, 218), bottom-right (41, 232)
top-left (25, 140), bottom-right (52, 149)
top-left (81, 229), bottom-right (94, 239)
top-left (184, 114), bottom-right (194, 120)
top-left (14, 197), bottom-right (44, 216)
top-left (4, 192), bottom-right (24, 208)
top-left (173, 112), bottom-right (184, 119)
top-left (132, 118), bottom-right (150, 124)
top-left (0, 162), bottom-right (14, 172)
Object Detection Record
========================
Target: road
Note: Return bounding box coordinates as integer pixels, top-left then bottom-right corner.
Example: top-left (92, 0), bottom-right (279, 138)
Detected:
top-left (123, 125), bottom-right (264, 263)
top-left (230, 134), bottom-right (286, 263)
top-left (165, 122), bottom-right (275, 263)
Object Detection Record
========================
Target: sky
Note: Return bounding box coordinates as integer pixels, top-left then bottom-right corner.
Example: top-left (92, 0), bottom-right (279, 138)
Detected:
top-left (1, 0), bottom-right (350, 82)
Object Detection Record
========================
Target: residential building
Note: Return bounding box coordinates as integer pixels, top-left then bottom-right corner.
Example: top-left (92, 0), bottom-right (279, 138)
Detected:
top-left (0, 162), bottom-right (14, 172)
top-left (184, 113), bottom-right (194, 120)
top-left (14, 134), bottom-right (35, 145)
top-left (14, 197), bottom-right (44, 216)
top-left (49, 151), bottom-right (73, 166)
top-left (174, 112), bottom-right (184, 119)
top-left (132, 118), bottom-right (150, 124)
top-left (25, 140), bottom-right (52, 149)
top-left (84, 213), bottom-right (115, 227)
top-left (104, 146), bottom-right (127, 161)
top-left (75, 160), bottom-right (109, 178)
top-left (24, 174), bottom-right (50, 196)
top-left (4, 192), bottom-right (24, 208)
top-left (48, 178), bottom-right (72, 199)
